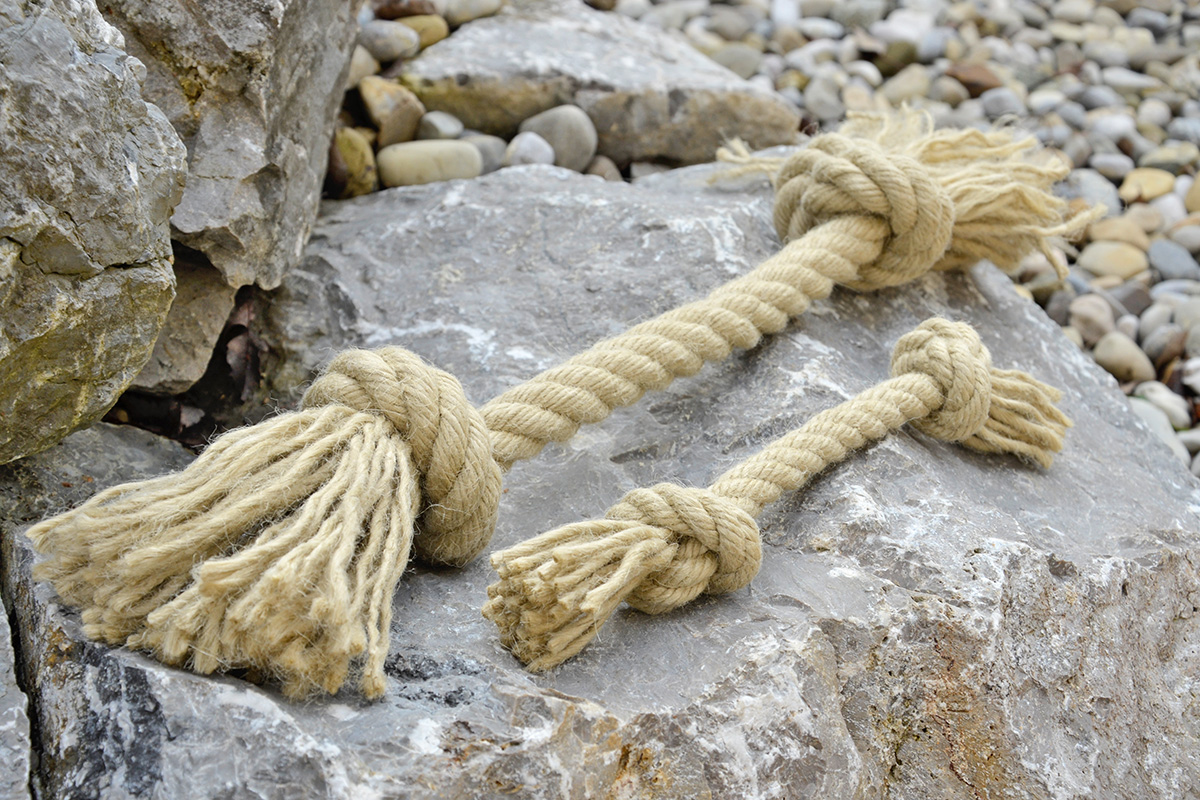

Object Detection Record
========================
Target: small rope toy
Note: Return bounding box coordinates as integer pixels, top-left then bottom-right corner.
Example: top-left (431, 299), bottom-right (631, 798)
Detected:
top-left (484, 318), bottom-right (1072, 670)
top-left (26, 111), bottom-right (1092, 699)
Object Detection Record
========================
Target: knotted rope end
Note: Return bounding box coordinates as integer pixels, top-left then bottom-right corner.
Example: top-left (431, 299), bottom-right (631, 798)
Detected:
top-left (891, 319), bottom-right (1071, 469)
top-left (484, 484), bottom-right (761, 670)
top-left (26, 346), bottom-right (503, 699)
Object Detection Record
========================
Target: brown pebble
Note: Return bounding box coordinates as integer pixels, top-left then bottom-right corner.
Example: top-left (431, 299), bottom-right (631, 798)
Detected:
top-left (943, 62), bottom-right (1003, 97)
top-left (373, 0), bottom-right (437, 18)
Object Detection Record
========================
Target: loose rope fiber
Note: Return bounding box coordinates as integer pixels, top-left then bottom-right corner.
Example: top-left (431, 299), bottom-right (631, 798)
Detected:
top-left (26, 111), bottom-right (1093, 699)
top-left (483, 319), bottom-right (1072, 671)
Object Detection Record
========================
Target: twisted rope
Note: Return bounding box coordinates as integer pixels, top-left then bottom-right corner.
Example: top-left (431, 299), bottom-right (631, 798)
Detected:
top-left (26, 111), bottom-right (1091, 699)
top-left (483, 319), bottom-right (1072, 670)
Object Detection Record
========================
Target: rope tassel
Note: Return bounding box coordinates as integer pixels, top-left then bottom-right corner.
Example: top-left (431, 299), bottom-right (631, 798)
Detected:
top-left (27, 111), bottom-right (1090, 699)
top-left (483, 319), bottom-right (1071, 671)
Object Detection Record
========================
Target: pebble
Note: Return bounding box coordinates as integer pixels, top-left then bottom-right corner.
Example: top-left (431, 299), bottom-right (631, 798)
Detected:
top-left (1149, 240), bottom-right (1200, 282)
top-left (1140, 302), bottom-right (1175, 343)
top-left (358, 19), bottom-right (422, 62)
top-left (359, 76), bottom-right (426, 147)
top-left (416, 110), bottom-right (464, 140)
top-left (504, 131), bottom-right (556, 167)
top-left (1187, 181), bottom-right (1200, 215)
top-left (1128, 397), bottom-right (1191, 464)
top-left (373, 0), bottom-right (438, 18)
top-left (585, 155), bottom-right (623, 181)
top-left (1125, 204), bottom-right (1165, 233)
top-left (980, 87), bottom-right (1025, 118)
top-left (712, 43), bottom-right (762, 79)
top-left (1137, 142), bottom-right (1193, 173)
top-left (1076, 241), bottom-right (1150, 280)
top-left (1093, 330), bottom-right (1156, 382)
top-left (377, 140), bottom-right (483, 186)
top-left (517, 105), bottom-right (598, 173)
top-left (1174, 297), bottom-right (1200, 331)
top-left (444, 0), bottom-right (503, 26)
top-left (1068, 293), bottom-right (1116, 345)
top-left (1140, 323), bottom-right (1184, 365)
top-left (346, 45), bottom-right (381, 90)
top-left (1118, 168), bottom-right (1177, 203)
top-left (1089, 152), bottom-right (1134, 180)
top-left (1134, 381), bottom-right (1193, 430)
top-left (880, 64), bottom-right (930, 105)
top-left (462, 134), bottom-right (506, 174)
top-left (1089, 217), bottom-right (1151, 250)
top-left (1183, 359), bottom-right (1200, 395)
top-left (398, 14), bottom-right (450, 48)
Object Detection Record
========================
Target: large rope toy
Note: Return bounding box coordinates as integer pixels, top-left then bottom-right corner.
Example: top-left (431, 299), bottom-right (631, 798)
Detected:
top-left (484, 318), bottom-right (1071, 670)
top-left (26, 112), bottom-right (1092, 699)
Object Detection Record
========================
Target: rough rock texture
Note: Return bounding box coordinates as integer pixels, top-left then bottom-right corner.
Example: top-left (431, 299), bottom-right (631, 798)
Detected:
top-left (129, 255), bottom-right (237, 395)
top-left (0, 0), bottom-right (185, 463)
top-left (102, 0), bottom-right (363, 394)
top-left (4, 166), bottom-right (1199, 798)
top-left (100, 0), bottom-right (361, 290)
top-left (0, 601), bottom-right (31, 800)
top-left (399, 0), bottom-right (799, 165)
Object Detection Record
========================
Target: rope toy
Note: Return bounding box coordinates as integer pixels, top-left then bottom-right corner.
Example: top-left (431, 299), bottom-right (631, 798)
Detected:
top-left (25, 111), bottom-right (1092, 699)
top-left (483, 318), bottom-right (1071, 671)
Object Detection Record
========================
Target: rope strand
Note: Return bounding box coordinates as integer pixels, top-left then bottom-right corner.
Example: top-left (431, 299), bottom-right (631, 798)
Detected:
top-left (483, 319), bottom-right (1071, 671)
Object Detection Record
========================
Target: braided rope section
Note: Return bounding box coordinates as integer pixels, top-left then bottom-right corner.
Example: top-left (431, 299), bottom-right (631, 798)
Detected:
top-left (484, 319), bottom-right (1071, 671)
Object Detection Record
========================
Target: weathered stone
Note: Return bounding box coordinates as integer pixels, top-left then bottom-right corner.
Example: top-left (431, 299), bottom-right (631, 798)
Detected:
top-left (5, 166), bottom-right (1199, 798)
top-left (1119, 168), bottom-right (1177, 203)
top-left (0, 597), bottom-right (31, 800)
top-left (326, 127), bottom-right (380, 199)
top-left (1077, 240), bottom-right (1151, 280)
top-left (397, 13), bottom-right (450, 48)
top-left (359, 18), bottom-right (422, 62)
top-left (360, 76), bottom-right (426, 147)
top-left (100, 0), bottom-right (362, 290)
top-left (0, 0), bottom-right (185, 463)
top-left (377, 140), bottom-right (483, 186)
top-left (130, 256), bottom-right (238, 395)
top-left (399, 0), bottom-right (799, 165)
top-left (518, 104), bottom-right (598, 172)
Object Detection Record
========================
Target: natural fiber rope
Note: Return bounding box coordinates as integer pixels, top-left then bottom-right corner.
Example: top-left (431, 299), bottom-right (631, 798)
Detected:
top-left (483, 319), bottom-right (1072, 670)
top-left (26, 111), bottom-right (1093, 699)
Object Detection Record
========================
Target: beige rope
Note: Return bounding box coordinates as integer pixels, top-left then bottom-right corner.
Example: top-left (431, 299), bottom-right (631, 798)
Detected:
top-left (26, 111), bottom-right (1091, 699)
top-left (483, 319), bottom-right (1071, 671)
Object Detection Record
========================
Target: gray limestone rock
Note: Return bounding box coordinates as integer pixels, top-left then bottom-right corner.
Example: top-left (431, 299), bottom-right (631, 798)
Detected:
top-left (99, 0), bottom-right (362, 292)
top-left (4, 166), bottom-right (1200, 798)
top-left (0, 601), bottom-right (31, 800)
top-left (95, 0), bottom-right (364, 395)
top-left (399, 0), bottom-right (799, 166)
top-left (0, 0), bottom-right (185, 463)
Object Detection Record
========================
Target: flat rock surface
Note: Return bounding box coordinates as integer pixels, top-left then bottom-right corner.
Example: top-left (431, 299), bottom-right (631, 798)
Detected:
top-left (4, 165), bottom-right (1199, 798)
top-left (399, 0), bottom-right (799, 165)
top-left (0, 0), bottom-right (184, 463)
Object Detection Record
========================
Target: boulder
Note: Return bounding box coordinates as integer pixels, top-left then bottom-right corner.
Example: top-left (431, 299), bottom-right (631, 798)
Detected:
top-left (0, 0), bottom-right (185, 463)
top-left (399, 0), bottom-right (799, 165)
top-left (4, 165), bottom-right (1199, 797)
top-left (100, 0), bottom-right (364, 392)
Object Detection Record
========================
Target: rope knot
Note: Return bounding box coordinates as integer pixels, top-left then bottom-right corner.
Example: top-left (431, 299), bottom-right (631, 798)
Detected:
top-left (303, 347), bottom-right (502, 566)
top-left (607, 484), bottom-right (761, 614)
top-left (889, 319), bottom-right (994, 442)
top-left (772, 133), bottom-right (955, 291)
